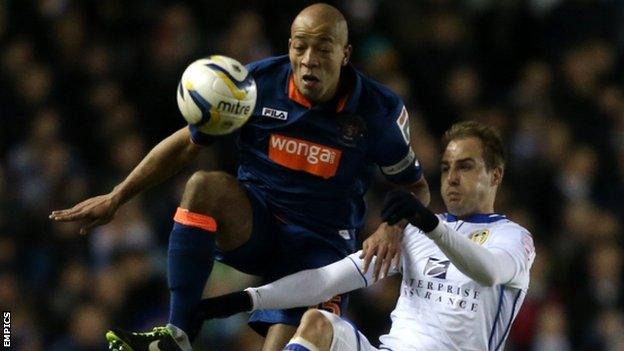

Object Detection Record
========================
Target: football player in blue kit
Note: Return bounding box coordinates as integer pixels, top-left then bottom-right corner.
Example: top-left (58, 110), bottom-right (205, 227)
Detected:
top-left (49, 3), bottom-right (429, 351)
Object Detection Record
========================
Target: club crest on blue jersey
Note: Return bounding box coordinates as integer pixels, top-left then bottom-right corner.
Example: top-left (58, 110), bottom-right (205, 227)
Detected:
top-left (337, 114), bottom-right (366, 146)
top-left (424, 257), bottom-right (451, 279)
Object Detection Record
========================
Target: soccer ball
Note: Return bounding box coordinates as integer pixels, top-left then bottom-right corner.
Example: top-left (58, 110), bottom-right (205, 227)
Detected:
top-left (176, 55), bottom-right (257, 135)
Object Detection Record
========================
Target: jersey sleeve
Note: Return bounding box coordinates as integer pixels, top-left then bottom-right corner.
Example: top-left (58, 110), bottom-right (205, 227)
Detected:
top-left (246, 253), bottom-right (369, 311)
top-left (424, 221), bottom-right (529, 287)
top-left (372, 104), bottom-right (423, 184)
top-left (245, 251), bottom-right (401, 311)
top-left (487, 226), bottom-right (536, 290)
top-left (345, 250), bottom-right (401, 286)
top-left (244, 60), bottom-right (262, 75)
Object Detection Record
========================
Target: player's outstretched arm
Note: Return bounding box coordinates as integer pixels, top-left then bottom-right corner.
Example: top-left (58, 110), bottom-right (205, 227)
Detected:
top-left (381, 190), bottom-right (523, 286)
top-left (194, 253), bottom-right (378, 322)
top-left (49, 127), bottom-right (201, 234)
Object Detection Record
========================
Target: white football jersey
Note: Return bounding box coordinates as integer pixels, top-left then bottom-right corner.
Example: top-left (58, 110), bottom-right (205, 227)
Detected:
top-left (376, 214), bottom-right (535, 351)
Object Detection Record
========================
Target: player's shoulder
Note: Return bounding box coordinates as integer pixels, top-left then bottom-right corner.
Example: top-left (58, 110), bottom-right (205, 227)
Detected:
top-left (353, 67), bottom-right (404, 120)
top-left (359, 73), bottom-right (401, 102)
top-left (490, 217), bottom-right (532, 238)
top-left (486, 217), bottom-right (534, 255)
top-left (245, 55), bottom-right (290, 77)
top-left (490, 217), bottom-right (536, 272)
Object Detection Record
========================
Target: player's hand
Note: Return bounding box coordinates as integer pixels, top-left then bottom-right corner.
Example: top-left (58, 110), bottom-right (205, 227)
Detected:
top-left (381, 190), bottom-right (439, 232)
top-left (360, 222), bottom-right (403, 281)
top-left (49, 193), bottom-right (121, 235)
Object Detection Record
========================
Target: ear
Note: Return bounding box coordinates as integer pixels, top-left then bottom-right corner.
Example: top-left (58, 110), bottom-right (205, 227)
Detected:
top-left (342, 44), bottom-right (353, 66)
top-left (288, 38), bottom-right (292, 50)
top-left (491, 166), bottom-right (503, 187)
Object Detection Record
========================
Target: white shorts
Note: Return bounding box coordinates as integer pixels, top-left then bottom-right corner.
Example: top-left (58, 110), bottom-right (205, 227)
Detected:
top-left (317, 310), bottom-right (381, 351)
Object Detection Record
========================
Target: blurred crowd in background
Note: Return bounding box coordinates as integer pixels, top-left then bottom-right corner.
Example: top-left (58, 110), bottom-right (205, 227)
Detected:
top-left (1, 0), bottom-right (624, 350)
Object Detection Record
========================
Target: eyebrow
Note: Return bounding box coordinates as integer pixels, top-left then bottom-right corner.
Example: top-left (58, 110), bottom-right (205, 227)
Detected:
top-left (441, 157), bottom-right (476, 165)
top-left (292, 34), bottom-right (335, 43)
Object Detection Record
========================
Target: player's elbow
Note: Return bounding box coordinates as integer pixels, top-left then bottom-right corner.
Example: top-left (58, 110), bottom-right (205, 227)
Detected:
top-left (478, 277), bottom-right (496, 287)
top-left (474, 271), bottom-right (499, 287)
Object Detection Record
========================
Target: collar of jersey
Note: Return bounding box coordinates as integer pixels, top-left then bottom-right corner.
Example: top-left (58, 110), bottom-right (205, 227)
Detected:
top-left (444, 213), bottom-right (507, 223)
top-left (285, 65), bottom-right (362, 113)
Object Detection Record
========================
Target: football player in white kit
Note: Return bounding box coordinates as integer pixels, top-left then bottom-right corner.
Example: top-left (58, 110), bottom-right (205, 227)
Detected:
top-left (194, 121), bottom-right (535, 351)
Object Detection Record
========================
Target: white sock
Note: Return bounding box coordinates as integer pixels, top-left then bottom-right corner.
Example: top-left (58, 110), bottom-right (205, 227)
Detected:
top-left (166, 324), bottom-right (193, 351)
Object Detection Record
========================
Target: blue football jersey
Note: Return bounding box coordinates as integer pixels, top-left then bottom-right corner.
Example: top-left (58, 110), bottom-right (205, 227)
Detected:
top-left (190, 55), bottom-right (422, 233)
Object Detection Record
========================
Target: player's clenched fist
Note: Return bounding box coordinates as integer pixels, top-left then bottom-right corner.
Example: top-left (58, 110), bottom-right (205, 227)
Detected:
top-left (381, 190), bottom-right (439, 232)
top-left (49, 193), bottom-right (121, 235)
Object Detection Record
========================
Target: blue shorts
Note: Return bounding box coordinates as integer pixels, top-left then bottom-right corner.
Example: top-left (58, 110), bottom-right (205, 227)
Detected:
top-left (215, 183), bottom-right (356, 335)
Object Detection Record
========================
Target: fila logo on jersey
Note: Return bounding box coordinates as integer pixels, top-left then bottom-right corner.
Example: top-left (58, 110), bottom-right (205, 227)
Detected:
top-left (469, 229), bottom-right (490, 245)
top-left (262, 107), bottom-right (288, 120)
top-left (424, 257), bottom-right (451, 279)
top-left (268, 134), bottom-right (342, 179)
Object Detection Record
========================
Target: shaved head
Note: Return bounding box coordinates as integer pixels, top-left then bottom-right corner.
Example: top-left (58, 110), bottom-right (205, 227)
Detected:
top-left (288, 3), bottom-right (352, 103)
top-left (291, 3), bottom-right (348, 46)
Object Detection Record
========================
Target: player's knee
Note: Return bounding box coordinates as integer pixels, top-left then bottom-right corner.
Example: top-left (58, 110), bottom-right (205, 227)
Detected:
top-left (182, 171), bottom-right (237, 212)
top-left (186, 170), bottom-right (235, 192)
top-left (297, 309), bottom-right (333, 344)
top-left (181, 171), bottom-right (252, 249)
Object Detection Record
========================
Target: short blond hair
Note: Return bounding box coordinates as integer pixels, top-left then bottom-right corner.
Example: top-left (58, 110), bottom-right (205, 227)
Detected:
top-left (441, 121), bottom-right (505, 171)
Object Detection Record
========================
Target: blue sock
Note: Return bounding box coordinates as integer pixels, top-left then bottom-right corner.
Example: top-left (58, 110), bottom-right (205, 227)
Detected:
top-left (283, 342), bottom-right (314, 351)
top-left (283, 345), bottom-right (312, 351)
top-left (167, 222), bottom-right (215, 334)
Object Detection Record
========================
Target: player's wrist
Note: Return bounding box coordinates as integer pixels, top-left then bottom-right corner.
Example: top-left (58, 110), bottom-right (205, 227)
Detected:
top-left (109, 188), bottom-right (125, 208)
top-left (411, 208), bottom-right (439, 233)
top-left (394, 219), bottom-right (409, 230)
top-left (381, 189), bottom-right (438, 232)
top-left (111, 181), bottom-right (138, 207)
top-left (422, 220), bottom-right (445, 239)
top-left (381, 220), bottom-right (407, 231)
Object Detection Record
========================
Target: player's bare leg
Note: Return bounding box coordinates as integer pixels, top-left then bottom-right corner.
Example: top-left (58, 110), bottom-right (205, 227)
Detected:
top-left (180, 170), bottom-right (253, 251)
top-left (262, 324), bottom-right (298, 351)
top-left (281, 310), bottom-right (333, 351)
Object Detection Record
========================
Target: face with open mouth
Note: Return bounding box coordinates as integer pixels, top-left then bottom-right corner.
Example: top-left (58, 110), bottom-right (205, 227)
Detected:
top-left (288, 11), bottom-right (351, 104)
top-left (301, 73), bottom-right (320, 89)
